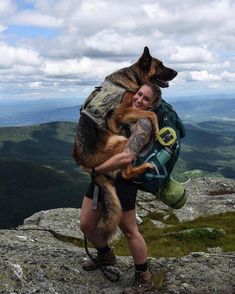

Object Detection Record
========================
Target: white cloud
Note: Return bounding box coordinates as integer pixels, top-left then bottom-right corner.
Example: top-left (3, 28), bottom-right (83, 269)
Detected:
top-left (84, 30), bottom-right (151, 55)
top-left (189, 70), bottom-right (221, 81)
top-left (0, 43), bottom-right (41, 69)
top-left (0, 0), bottom-right (16, 16)
top-left (12, 10), bottom-right (64, 28)
top-left (28, 81), bottom-right (42, 88)
top-left (221, 71), bottom-right (235, 81)
top-left (0, 24), bottom-right (7, 33)
top-left (170, 46), bottom-right (216, 63)
top-left (42, 57), bottom-right (130, 80)
top-left (0, 0), bottom-right (235, 100)
top-left (0, 0), bottom-right (16, 31)
top-left (143, 2), bottom-right (176, 23)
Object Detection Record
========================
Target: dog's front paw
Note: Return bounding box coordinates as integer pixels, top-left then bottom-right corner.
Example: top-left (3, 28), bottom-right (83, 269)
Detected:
top-left (82, 167), bottom-right (92, 175)
top-left (145, 162), bottom-right (155, 169)
top-left (105, 170), bottom-right (117, 179)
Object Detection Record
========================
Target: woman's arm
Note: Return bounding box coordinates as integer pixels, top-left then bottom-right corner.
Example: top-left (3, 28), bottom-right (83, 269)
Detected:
top-left (94, 151), bottom-right (134, 174)
top-left (124, 118), bottom-right (152, 156)
top-left (91, 118), bottom-right (152, 175)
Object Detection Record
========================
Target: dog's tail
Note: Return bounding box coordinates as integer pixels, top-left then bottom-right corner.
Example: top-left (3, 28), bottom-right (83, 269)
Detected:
top-left (94, 175), bottom-right (122, 241)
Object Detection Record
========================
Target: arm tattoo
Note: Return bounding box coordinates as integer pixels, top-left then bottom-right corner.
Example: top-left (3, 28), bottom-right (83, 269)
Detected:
top-left (124, 118), bottom-right (152, 156)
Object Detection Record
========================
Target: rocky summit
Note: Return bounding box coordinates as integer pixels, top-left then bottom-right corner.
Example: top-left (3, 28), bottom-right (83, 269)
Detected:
top-left (0, 177), bottom-right (235, 293)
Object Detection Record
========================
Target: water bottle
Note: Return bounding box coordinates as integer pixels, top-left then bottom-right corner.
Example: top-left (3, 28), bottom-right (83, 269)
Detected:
top-left (156, 147), bottom-right (172, 166)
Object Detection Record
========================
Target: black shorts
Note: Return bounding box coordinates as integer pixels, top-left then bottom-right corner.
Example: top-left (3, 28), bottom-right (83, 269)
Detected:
top-left (85, 176), bottom-right (138, 211)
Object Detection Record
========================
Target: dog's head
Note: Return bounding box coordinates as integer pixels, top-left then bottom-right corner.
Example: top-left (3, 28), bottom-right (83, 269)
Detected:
top-left (138, 47), bottom-right (177, 88)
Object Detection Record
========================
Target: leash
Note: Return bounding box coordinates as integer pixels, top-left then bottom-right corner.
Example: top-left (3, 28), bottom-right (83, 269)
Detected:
top-left (84, 236), bottom-right (121, 282)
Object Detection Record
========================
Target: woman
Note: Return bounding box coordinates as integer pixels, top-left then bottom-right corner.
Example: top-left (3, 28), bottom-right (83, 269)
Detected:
top-left (80, 82), bottom-right (161, 294)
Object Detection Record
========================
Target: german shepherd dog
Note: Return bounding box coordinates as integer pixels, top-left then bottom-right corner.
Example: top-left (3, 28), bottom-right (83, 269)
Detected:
top-left (73, 47), bottom-right (177, 241)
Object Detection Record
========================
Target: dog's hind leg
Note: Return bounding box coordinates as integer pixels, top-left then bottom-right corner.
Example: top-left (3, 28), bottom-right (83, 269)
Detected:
top-left (121, 162), bottom-right (154, 180)
top-left (94, 174), bottom-right (122, 242)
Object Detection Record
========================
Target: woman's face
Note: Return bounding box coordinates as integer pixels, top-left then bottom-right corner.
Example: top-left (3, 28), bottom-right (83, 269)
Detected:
top-left (132, 85), bottom-right (154, 110)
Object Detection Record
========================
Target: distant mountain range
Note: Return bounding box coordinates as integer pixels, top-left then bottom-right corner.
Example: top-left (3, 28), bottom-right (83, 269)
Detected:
top-left (0, 105), bottom-right (80, 126)
top-left (0, 96), bottom-right (234, 126)
top-left (172, 98), bottom-right (235, 123)
top-left (0, 120), bottom-right (234, 229)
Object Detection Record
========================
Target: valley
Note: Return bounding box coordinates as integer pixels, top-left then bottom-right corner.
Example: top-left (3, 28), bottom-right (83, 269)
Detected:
top-left (0, 119), bottom-right (234, 228)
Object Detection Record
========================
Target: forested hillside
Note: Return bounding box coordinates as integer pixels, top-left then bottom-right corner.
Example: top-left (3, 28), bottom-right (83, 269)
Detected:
top-left (0, 120), bottom-right (234, 228)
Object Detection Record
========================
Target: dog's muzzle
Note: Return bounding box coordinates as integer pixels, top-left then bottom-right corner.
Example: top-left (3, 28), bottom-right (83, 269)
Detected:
top-left (150, 77), bottom-right (170, 88)
top-left (150, 68), bottom-right (178, 88)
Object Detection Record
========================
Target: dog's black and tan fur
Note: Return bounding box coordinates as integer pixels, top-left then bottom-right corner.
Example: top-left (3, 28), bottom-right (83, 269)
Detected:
top-left (73, 47), bottom-right (177, 241)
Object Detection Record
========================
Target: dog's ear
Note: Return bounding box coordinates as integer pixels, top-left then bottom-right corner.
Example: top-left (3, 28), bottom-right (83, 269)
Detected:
top-left (138, 47), bottom-right (152, 71)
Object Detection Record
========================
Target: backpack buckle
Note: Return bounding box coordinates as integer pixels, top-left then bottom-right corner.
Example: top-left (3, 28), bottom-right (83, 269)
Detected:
top-left (156, 127), bottom-right (177, 146)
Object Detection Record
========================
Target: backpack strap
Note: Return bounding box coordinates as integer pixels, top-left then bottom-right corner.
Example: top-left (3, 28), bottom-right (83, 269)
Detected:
top-left (154, 99), bottom-right (186, 139)
top-left (92, 184), bottom-right (100, 210)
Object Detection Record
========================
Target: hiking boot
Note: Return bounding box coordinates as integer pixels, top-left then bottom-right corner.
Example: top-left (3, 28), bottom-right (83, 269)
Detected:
top-left (82, 249), bottom-right (116, 271)
top-left (122, 270), bottom-right (155, 294)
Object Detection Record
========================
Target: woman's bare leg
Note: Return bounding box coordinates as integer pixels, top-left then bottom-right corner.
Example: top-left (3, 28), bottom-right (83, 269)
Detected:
top-left (80, 196), bottom-right (108, 248)
top-left (119, 209), bottom-right (148, 264)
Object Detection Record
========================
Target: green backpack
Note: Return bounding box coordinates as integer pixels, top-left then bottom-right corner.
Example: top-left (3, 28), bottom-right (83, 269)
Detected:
top-left (132, 99), bottom-right (187, 209)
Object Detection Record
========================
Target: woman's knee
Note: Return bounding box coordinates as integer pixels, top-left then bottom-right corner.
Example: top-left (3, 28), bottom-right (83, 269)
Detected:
top-left (80, 196), bottom-right (101, 235)
top-left (80, 214), bottom-right (99, 235)
top-left (119, 209), bottom-right (140, 239)
top-left (79, 219), bottom-right (89, 234)
top-left (121, 223), bottom-right (139, 239)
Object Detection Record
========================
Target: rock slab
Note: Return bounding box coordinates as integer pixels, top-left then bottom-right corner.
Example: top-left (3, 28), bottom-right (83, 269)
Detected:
top-left (0, 229), bottom-right (234, 293)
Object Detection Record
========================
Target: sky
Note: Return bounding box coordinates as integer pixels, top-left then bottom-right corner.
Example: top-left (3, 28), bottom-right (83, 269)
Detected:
top-left (0, 0), bottom-right (235, 103)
